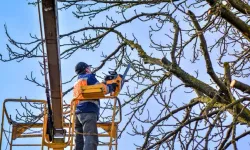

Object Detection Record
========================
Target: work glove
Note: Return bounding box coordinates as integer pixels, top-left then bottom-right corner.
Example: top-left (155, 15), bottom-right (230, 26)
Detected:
top-left (107, 83), bottom-right (117, 93)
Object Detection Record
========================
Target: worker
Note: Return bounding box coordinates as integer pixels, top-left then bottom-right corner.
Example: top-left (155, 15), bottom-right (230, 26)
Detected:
top-left (73, 61), bottom-right (115, 150)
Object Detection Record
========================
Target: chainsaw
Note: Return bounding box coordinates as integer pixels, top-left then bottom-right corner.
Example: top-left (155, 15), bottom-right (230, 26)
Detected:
top-left (103, 63), bottom-right (131, 92)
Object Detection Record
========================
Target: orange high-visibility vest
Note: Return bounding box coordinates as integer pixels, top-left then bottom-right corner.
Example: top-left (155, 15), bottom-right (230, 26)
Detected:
top-left (73, 78), bottom-right (87, 105)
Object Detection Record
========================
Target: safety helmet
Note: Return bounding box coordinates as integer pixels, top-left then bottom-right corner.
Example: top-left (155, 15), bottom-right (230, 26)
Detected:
top-left (75, 62), bottom-right (91, 75)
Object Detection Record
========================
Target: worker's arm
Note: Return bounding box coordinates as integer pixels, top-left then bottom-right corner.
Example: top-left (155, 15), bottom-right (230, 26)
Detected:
top-left (88, 74), bottom-right (116, 94)
top-left (87, 74), bottom-right (99, 85)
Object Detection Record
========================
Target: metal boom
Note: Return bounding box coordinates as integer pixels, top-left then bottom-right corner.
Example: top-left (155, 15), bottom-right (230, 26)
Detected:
top-left (41, 0), bottom-right (64, 146)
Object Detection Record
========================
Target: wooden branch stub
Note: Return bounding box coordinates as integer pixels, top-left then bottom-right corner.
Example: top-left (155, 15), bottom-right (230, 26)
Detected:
top-left (230, 79), bottom-right (250, 94)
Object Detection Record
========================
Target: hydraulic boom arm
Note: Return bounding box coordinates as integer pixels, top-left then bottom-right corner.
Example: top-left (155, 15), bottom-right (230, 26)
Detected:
top-left (41, 0), bottom-right (64, 145)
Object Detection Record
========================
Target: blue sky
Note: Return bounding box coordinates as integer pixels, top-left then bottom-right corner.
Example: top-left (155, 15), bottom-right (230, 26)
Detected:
top-left (0, 1), bottom-right (46, 149)
top-left (1, 0), bottom-right (250, 150)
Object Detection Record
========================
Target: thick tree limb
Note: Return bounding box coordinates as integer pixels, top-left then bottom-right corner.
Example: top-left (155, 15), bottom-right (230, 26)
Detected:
top-left (228, 0), bottom-right (250, 15)
top-left (161, 57), bottom-right (250, 124)
top-left (224, 62), bottom-right (232, 87)
top-left (206, 0), bottom-right (250, 41)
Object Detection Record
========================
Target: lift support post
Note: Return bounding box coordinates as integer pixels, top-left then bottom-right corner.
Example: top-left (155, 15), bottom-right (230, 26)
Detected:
top-left (41, 0), bottom-right (64, 148)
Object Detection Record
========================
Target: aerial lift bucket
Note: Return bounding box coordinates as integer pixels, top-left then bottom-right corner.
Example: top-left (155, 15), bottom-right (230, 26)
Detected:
top-left (0, 97), bottom-right (121, 150)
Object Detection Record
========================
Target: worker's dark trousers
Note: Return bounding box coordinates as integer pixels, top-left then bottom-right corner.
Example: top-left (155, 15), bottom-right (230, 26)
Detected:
top-left (74, 113), bottom-right (98, 150)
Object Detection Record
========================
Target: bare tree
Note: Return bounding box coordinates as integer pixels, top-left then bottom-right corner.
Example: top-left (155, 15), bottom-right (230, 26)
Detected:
top-left (1, 0), bottom-right (250, 149)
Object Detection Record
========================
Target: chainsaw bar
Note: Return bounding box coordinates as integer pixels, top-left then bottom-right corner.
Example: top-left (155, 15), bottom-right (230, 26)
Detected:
top-left (121, 63), bottom-right (131, 89)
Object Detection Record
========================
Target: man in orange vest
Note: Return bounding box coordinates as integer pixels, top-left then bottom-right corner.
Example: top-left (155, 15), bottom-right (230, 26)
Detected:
top-left (73, 62), bottom-right (115, 150)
